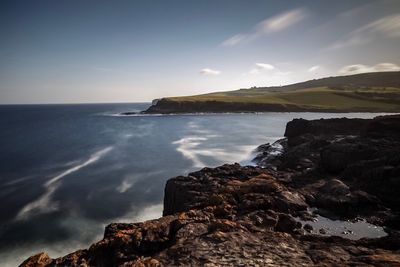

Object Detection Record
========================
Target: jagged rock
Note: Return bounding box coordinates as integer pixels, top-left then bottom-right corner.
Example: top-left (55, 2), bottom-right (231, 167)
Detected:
top-left (20, 252), bottom-right (52, 267)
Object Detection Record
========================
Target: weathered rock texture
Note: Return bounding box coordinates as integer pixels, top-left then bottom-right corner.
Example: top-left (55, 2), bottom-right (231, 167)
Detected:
top-left (20, 115), bottom-right (400, 267)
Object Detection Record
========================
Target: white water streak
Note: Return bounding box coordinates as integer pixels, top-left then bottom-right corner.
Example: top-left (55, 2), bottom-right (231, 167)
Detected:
top-left (173, 126), bottom-right (255, 168)
top-left (16, 147), bottom-right (113, 220)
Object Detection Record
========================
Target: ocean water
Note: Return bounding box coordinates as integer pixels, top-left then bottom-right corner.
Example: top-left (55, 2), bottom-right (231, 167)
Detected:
top-left (0, 103), bottom-right (389, 266)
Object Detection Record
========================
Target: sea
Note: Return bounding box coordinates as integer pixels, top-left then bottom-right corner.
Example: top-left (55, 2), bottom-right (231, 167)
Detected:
top-left (0, 103), bottom-right (390, 266)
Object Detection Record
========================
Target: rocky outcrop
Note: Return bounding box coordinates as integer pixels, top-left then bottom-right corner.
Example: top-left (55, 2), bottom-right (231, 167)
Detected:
top-left (283, 117), bottom-right (368, 146)
top-left (21, 115), bottom-right (400, 267)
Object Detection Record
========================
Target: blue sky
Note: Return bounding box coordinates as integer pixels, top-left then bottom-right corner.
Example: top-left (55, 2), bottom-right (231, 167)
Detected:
top-left (1, 0), bottom-right (400, 104)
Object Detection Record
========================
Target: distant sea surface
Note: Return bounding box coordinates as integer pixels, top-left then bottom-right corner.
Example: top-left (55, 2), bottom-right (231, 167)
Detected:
top-left (0, 103), bottom-right (390, 266)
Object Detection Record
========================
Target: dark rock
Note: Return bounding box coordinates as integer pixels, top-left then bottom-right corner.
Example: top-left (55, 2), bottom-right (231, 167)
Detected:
top-left (275, 214), bottom-right (300, 233)
top-left (284, 117), bottom-right (368, 145)
top-left (320, 179), bottom-right (350, 195)
top-left (304, 224), bottom-right (313, 232)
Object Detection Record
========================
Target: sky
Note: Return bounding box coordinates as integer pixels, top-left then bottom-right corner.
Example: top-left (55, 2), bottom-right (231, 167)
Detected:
top-left (0, 0), bottom-right (400, 104)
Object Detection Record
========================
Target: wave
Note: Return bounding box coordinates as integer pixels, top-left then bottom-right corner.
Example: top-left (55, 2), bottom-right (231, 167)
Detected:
top-left (172, 121), bottom-right (259, 168)
top-left (172, 136), bottom-right (211, 167)
top-left (16, 147), bottom-right (114, 220)
top-left (173, 135), bottom-right (256, 168)
top-left (102, 112), bottom-right (286, 117)
top-left (116, 179), bottom-right (134, 193)
top-left (101, 113), bottom-right (164, 117)
top-left (115, 204), bottom-right (163, 224)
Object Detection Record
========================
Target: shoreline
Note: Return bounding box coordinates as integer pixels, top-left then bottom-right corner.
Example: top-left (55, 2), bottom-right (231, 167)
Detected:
top-left (118, 111), bottom-right (400, 117)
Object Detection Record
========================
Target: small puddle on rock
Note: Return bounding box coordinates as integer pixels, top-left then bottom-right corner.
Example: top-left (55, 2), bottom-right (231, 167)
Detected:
top-left (297, 213), bottom-right (387, 240)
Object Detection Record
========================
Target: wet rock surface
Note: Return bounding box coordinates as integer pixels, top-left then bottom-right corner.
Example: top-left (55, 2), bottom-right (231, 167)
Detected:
top-left (21, 115), bottom-right (400, 266)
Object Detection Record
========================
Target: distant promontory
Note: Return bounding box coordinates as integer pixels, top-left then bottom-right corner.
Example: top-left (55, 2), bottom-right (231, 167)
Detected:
top-left (140, 71), bottom-right (400, 114)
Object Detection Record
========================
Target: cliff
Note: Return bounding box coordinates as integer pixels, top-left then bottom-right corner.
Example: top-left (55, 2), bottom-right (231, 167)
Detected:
top-left (143, 99), bottom-right (336, 114)
top-left (21, 115), bottom-right (400, 266)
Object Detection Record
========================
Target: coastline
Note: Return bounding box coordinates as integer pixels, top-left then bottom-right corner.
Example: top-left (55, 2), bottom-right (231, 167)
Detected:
top-left (141, 99), bottom-right (400, 115)
top-left (21, 114), bottom-right (400, 266)
top-left (119, 110), bottom-right (400, 117)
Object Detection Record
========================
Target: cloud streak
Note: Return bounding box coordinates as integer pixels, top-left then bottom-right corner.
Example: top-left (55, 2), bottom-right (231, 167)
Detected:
top-left (338, 63), bottom-right (400, 75)
top-left (328, 14), bottom-right (400, 50)
top-left (249, 63), bottom-right (275, 75)
top-left (200, 68), bottom-right (221, 75)
top-left (308, 65), bottom-right (320, 72)
top-left (222, 8), bottom-right (307, 46)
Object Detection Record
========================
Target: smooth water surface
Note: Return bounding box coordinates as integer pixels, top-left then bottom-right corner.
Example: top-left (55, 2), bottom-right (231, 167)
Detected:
top-left (299, 215), bottom-right (387, 240)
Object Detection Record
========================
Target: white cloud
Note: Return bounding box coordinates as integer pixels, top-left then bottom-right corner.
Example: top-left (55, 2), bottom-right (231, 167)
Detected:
top-left (255, 63), bottom-right (275, 70)
top-left (221, 8), bottom-right (307, 46)
top-left (362, 14), bottom-right (400, 38)
top-left (221, 34), bottom-right (247, 46)
top-left (200, 68), bottom-right (221, 75)
top-left (308, 65), bottom-right (320, 72)
top-left (248, 63), bottom-right (275, 75)
top-left (328, 14), bottom-right (400, 50)
top-left (257, 8), bottom-right (307, 33)
top-left (374, 62), bottom-right (400, 71)
top-left (338, 63), bottom-right (400, 75)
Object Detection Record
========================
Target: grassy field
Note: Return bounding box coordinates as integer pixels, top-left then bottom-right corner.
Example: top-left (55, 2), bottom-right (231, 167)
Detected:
top-left (165, 82), bottom-right (400, 112)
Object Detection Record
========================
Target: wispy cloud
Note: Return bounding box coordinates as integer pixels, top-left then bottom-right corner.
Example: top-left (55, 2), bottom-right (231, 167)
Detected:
top-left (221, 8), bottom-right (307, 46)
top-left (248, 63), bottom-right (275, 74)
top-left (200, 68), bottom-right (221, 75)
top-left (308, 65), bottom-right (320, 72)
top-left (338, 63), bottom-right (400, 75)
top-left (255, 63), bottom-right (275, 70)
top-left (328, 14), bottom-right (400, 50)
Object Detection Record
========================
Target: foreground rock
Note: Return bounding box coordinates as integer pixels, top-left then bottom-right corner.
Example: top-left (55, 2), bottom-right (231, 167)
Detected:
top-left (21, 115), bottom-right (400, 266)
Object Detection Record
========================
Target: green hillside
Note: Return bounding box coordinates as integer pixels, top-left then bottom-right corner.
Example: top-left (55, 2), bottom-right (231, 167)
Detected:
top-left (161, 72), bottom-right (400, 112)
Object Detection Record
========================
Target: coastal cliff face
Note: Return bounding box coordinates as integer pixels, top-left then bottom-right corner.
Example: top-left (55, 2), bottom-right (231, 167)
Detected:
top-left (143, 98), bottom-right (400, 114)
top-left (143, 98), bottom-right (328, 114)
top-left (21, 115), bottom-right (400, 267)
